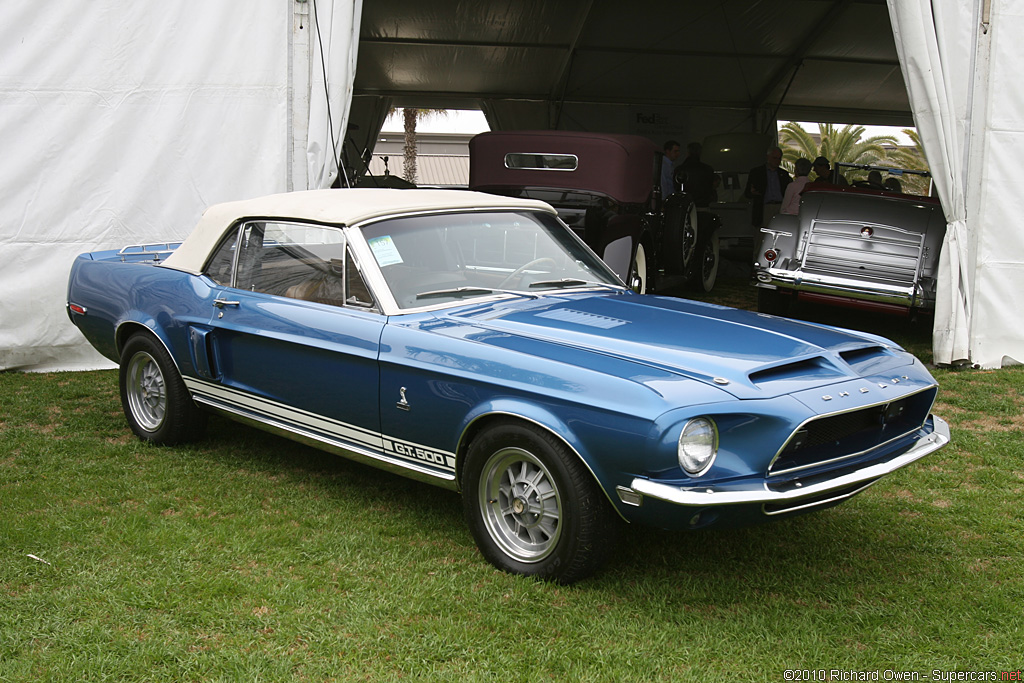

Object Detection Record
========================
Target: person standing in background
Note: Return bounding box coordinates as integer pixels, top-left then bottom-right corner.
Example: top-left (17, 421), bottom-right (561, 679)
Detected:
top-left (744, 146), bottom-right (792, 227)
top-left (781, 157), bottom-right (812, 215)
top-left (661, 140), bottom-right (681, 199)
top-left (679, 141), bottom-right (716, 207)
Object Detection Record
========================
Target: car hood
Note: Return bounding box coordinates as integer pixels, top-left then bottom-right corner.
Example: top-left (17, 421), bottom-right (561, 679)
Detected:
top-left (438, 292), bottom-right (918, 400)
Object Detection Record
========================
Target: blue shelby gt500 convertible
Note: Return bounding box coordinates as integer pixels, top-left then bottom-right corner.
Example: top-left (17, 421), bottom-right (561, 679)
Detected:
top-left (67, 189), bottom-right (949, 583)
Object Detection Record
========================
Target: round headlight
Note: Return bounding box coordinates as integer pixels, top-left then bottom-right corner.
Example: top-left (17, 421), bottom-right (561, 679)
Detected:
top-left (678, 417), bottom-right (718, 476)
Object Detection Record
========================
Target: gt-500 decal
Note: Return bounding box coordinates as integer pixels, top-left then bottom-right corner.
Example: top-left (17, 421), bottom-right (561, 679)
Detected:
top-left (385, 440), bottom-right (456, 469)
top-left (184, 377), bottom-right (455, 474)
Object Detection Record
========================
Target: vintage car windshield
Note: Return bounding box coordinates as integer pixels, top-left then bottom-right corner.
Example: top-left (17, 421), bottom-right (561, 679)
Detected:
top-left (358, 210), bottom-right (623, 309)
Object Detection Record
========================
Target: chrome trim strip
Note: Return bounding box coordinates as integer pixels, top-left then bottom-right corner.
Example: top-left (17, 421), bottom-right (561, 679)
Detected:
top-left (628, 415), bottom-right (948, 509)
top-left (503, 152), bottom-right (579, 171)
top-left (195, 395), bottom-right (457, 489)
top-left (185, 377), bottom-right (383, 450)
top-left (184, 376), bottom-right (457, 475)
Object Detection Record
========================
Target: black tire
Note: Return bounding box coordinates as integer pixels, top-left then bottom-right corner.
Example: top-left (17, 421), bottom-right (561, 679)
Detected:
top-left (119, 333), bottom-right (207, 444)
top-left (687, 232), bottom-right (719, 293)
top-left (757, 287), bottom-right (793, 317)
top-left (462, 421), bottom-right (616, 584)
top-left (660, 194), bottom-right (697, 274)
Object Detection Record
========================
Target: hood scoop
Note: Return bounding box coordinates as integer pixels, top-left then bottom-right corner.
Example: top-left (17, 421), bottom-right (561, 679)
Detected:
top-left (839, 345), bottom-right (893, 373)
top-left (748, 356), bottom-right (847, 390)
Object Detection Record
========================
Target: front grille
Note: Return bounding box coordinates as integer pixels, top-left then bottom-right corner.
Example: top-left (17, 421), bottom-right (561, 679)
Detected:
top-left (769, 387), bottom-right (937, 475)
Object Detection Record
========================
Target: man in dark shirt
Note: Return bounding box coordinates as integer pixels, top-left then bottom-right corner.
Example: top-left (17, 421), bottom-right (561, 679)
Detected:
top-left (679, 142), bottom-right (716, 207)
top-left (744, 146), bottom-right (792, 227)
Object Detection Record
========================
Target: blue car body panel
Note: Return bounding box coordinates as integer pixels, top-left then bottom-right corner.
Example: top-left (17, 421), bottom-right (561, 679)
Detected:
top-left (67, 204), bottom-right (948, 532)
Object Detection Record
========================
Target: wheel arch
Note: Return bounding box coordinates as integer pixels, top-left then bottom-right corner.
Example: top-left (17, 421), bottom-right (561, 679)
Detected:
top-left (114, 320), bottom-right (183, 377)
top-left (454, 407), bottom-right (629, 522)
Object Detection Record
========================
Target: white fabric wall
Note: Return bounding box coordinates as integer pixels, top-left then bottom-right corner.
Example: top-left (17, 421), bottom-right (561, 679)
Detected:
top-left (307, 0), bottom-right (363, 189)
top-left (967, 1), bottom-right (1024, 368)
top-left (889, 0), bottom-right (1024, 368)
top-left (0, 0), bottom-right (360, 372)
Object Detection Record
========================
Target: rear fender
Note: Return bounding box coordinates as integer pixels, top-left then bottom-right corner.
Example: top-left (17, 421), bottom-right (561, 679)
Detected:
top-left (757, 214), bottom-right (800, 259)
top-left (115, 314), bottom-right (207, 381)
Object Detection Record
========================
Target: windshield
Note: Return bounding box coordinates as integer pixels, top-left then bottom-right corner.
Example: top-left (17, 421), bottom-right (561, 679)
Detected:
top-left (358, 210), bottom-right (623, 309)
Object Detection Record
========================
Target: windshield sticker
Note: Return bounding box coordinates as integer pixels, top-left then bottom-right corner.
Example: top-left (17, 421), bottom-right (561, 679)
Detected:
top-left (368, 235), bottom-right (403, 266)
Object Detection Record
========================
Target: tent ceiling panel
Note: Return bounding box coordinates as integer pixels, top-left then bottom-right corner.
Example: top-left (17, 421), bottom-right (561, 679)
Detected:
top-left (355, 0), bottom-right (912, 128)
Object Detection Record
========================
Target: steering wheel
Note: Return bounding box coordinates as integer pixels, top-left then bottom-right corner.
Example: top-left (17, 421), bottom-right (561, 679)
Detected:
top-left (498, 258), bottom-right (557, 288)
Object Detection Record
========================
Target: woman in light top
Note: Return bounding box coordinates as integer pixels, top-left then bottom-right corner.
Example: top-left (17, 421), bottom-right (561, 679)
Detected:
top-left (781, 157), bottom-right (812, 215)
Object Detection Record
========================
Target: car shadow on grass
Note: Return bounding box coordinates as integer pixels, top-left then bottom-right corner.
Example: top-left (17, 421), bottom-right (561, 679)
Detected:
top-left (190, 413), bottom-right (934, 596)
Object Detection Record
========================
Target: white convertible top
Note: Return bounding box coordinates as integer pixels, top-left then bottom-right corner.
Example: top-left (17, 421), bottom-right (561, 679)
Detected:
top-left (161, 188), bottom-right (555, 275)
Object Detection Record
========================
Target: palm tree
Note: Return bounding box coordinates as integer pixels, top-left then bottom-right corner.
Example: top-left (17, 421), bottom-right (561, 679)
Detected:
top-left (397, 108), bottom-right (448, 185)
top-left (779, 122), bottom-right (898, 182)
top-left (883, 128), bottom-right (932, 195)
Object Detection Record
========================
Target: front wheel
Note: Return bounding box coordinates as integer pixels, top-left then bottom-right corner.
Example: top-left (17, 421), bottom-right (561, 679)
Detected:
top-left (463, 421), bottom-right (615, 584)
top-left (119, 333), bottom-right (207, 444)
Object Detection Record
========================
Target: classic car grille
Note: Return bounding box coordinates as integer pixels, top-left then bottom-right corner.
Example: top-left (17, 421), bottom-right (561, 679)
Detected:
top-left (768, 386), bottom-right (937, 475)
top-left (801, 219), bottom-right (926, 286)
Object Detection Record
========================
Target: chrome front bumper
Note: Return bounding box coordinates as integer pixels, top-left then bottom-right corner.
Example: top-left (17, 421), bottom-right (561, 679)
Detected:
top-left (623, 416), bottom-right (949, 513)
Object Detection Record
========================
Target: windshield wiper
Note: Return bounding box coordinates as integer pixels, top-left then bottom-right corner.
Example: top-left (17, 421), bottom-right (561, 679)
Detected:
top-left (415, 286), bottom-right (538, 300)
top-left (528, 278), bottom-right (626, 292)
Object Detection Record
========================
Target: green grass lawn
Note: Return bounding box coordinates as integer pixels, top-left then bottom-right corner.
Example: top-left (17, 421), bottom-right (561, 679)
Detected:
top-left (2, 276), bottom-right (1022, 681)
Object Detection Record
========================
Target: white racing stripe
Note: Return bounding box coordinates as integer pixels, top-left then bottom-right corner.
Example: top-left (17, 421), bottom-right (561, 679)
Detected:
top-left (184, 377), bottom-right (456, 473)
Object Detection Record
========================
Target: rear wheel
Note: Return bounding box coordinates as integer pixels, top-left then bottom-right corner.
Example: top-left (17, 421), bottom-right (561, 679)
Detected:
top-left (679, 201), bottom-right (698, 271)
top-left (119, 333), bottom-right (207, 444)
top-left (463, 421), bottom-right (615, 584)
top-left (688, 232), bottom-right (719, 292)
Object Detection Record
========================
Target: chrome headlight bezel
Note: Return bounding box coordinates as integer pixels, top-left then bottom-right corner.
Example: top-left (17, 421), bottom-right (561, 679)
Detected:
top-left (678, 417), bottom-right (719, 476)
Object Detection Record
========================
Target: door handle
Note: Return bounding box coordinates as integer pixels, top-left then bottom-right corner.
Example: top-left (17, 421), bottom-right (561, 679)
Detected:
top-left (213, 299), bottom-right (240, 308)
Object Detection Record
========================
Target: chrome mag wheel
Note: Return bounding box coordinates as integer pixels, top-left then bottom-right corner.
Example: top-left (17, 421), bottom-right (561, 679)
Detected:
top-left (478, 446), bottom-right (563, 563)
top-left (125, 350), bottom-right (167, 432)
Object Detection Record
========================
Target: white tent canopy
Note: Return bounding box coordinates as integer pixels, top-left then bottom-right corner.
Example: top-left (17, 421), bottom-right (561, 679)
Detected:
top-left (0, 0), bottom-right (360, 371)
top-left (3, 0), bottom-right (1021, 371)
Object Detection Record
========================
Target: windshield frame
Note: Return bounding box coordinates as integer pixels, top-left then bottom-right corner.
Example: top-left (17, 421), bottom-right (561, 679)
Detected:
top-left (347, 207), bottom-right (626, 315)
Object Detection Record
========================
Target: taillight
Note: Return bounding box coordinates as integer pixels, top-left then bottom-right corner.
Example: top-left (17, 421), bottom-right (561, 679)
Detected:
top-left (764, 249), bottom-right (779, 262)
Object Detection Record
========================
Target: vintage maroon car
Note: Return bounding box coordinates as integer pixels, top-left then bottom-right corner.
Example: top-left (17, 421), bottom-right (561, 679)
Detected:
top-left (469, 130), bottom-right (720, 293)
top-left (754, 163), bottom-right (942, 317)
